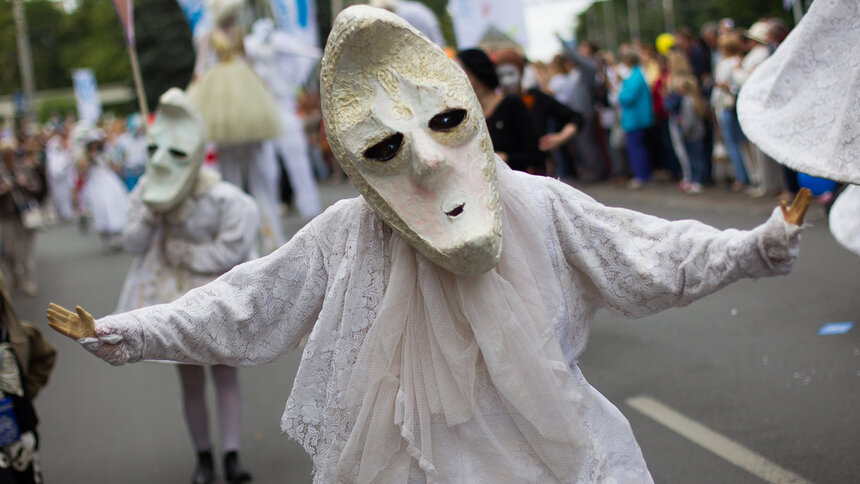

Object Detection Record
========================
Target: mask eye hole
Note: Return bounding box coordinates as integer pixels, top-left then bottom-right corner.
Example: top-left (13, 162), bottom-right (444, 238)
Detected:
top-left (168, 148), bottom-right (188, 159)
top-left (364, 133), bottom-right (403, 162)
top-left (147, 144), bottom-right (158, 156)
top-left (428, 109), bottom-right (467, 132)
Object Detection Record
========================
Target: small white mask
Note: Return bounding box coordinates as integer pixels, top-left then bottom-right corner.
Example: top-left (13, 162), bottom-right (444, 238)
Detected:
top-left (321, 6), bottom-right (502, 276)
top-left (496, 63), bottom-right (522, 95)
top-left (142, 88), bottom-right (206, 213)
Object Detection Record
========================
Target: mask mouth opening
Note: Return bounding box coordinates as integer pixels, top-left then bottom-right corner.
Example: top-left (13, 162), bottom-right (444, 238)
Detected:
top-left (445, 203), bottom-right (465, 217)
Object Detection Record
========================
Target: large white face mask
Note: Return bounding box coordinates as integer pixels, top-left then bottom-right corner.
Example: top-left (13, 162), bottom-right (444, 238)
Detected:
top-left (142, 88), bottom-right (206, 213)
top-left (321, 6), bottom-right (501, 276)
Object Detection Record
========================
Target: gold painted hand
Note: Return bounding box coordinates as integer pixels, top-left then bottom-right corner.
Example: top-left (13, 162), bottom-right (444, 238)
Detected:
top-left (780, 188), bottom-right (813, 226)
top-left (46, 303), bottom-right (96, 340)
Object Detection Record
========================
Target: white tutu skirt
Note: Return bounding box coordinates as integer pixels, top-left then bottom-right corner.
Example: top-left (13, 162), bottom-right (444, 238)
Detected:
top-left (188, 59), bottom-right (283, 145)
top-left (81, 166), bottom-right (129, 235)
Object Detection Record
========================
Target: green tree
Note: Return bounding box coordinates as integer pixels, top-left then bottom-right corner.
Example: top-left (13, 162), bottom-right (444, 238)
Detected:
top-left (134, 0), bottom-right (196, 112)
top-left (0, 0), bottom-right (65, 94)
top-left (57, 0), bottom-right (130, 86)
top-left (576, 0), bottom-right (793, 50)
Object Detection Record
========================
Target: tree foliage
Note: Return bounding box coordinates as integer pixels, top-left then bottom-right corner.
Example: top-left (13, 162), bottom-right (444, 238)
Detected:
top-left (134, 0), bottom-right (195, 112)
top-left (1, 0), bottom-right (129, 95)
top-left (575, 0), bottom-right (794, 51)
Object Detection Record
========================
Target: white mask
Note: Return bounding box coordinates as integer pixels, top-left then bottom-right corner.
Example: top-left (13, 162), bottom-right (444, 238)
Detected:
top-left (321, 6), bottom-right (502, 276)
top-left (496, 63), bottom-right (522, 95)
top-left (142, 88), bottom-right (206, 213)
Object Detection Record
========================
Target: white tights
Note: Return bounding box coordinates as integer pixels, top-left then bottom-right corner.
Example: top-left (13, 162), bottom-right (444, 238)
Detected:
top-left (177, 364), bottom-right (243, 453)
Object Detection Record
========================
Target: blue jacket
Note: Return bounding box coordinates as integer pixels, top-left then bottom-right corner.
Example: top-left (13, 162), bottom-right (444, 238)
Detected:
top-left (618, 66), bottom-right (655, 132)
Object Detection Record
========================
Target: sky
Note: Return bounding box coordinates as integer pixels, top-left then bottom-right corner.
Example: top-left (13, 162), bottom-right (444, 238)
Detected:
top-left (522, 0), bottom-right (595, 61)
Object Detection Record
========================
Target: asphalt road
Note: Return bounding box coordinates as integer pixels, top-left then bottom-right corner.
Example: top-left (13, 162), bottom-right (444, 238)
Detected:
top-left (10, 177), bottom-right (859, 484)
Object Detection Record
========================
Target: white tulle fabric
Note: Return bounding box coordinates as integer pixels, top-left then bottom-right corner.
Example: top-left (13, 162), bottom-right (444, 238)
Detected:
top-left (81, 158), bottom-right (129, 234)
top-left (829, 185), bottom-right (860, 258)
top-left (737, 0), bottom-right (860, 184)
top-left (336, 165), bottom-right (595, 483)
top-left (84, 160), bottom-right (802, 482)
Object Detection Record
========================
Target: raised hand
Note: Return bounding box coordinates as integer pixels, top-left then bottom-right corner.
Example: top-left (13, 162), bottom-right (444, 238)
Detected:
top-left (46, 303), bottom-right (96, 340)
top-left (780, 188), bottom-right (813, 226)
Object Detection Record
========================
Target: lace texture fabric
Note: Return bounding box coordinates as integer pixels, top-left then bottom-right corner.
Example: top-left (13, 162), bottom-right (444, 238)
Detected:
top-left (116, 178), bottom-right (261, 313)
top-left (737, 0), bottom-right (860, 184)
top-left (87, 161), bottom-right (801, 482)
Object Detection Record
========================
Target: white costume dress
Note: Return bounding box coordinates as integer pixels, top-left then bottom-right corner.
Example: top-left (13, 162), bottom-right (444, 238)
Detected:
top-left (116, 170), bottom-right (260, 312)
top-left (85, 161), bottom-right (801, 482)
top-left (45, 135), bottom-right (75, 221)
top-left (80, 154), bottom-right (129, 236)
top-left (189, 8), bottom-right (286, 254)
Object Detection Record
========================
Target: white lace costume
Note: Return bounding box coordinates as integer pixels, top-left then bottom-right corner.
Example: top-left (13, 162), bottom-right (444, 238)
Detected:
top-left (81, 159), bottom-right (801, 483)
top-left (45, 135), bottom-right (75, 221)
top-left (115, 169), bottom-right (260, 312)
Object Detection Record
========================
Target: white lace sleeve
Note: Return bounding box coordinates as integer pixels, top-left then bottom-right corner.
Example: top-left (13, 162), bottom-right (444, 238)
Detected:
top-left (164, 188), bottom-right (262, 274)
top-left (123, 184), bottom-right (159, 255)
top-left (95, 219), bottom-right (327, 366)
top-left (546, 180), bottom-right (802, 318)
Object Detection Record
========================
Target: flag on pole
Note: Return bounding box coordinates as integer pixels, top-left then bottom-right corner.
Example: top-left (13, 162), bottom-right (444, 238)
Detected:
top-left (112, 0), bottom-right (135, 46)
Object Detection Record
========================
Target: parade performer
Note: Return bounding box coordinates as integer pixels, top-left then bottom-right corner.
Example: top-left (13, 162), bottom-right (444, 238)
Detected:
top-left (72, 125), bottom-right (129, 251)
top-left (49, 7), bottom-right (811, 483)
top-left (736, 0), bottom-right (858, 257)
top-left (245, 18), bottom-right (323, 220)
top-left (188, 0), bottom-right (284, 254)
top-left (116, 89), bottom-right (259, 484)
top-left (45, 127), bottom-right (76, 222)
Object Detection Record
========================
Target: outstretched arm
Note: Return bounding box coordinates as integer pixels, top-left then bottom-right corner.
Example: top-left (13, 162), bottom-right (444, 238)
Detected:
top-left (46, 218), bottom-right (328, 367)
top-left (547, 181), bottom-right (809, 319)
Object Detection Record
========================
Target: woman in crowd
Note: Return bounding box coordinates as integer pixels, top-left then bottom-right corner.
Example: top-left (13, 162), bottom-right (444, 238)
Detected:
top-left (0, 140), bottom-right (45, 296)
top-left (711, 31), bottom-right (750, 191)
top-left (676, 74), bottom-right (709, 194)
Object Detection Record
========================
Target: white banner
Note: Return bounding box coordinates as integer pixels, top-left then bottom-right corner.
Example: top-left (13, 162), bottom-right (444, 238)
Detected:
top-left (72, 69), bottom-right (102, 124)
top-left (270, 0), bottom-right (319, 47)
top-left (450, 0), bottom-right (528, 50)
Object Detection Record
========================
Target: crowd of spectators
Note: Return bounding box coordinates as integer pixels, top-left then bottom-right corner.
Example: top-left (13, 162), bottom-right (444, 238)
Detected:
top-left (474, 16), bottom-right (808, 202)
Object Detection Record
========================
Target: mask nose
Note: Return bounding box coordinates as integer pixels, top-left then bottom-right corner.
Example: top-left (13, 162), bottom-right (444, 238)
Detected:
top-left (150, 148), bottom-right (171, 176)
top-left (410, 132), bottom-right (449, 182)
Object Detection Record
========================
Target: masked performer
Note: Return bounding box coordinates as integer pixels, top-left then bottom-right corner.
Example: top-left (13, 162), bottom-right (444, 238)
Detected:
top-left (116, 89), bottom-right (260, 484)
top-left (49, 7), bottom-right (811, 483)
top-left (189, 0), bottom-right (284, 254)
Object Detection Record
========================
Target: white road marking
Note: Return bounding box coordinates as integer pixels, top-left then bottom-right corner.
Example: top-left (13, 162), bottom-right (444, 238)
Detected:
top-left (626, 395), bottom-right (813, 484)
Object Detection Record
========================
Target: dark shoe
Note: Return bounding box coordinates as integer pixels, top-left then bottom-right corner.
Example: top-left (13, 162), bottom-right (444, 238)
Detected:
top-left (192, 451), bottom-right (215, 484)
top-left (223, 451), bottom-right (252, 483)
